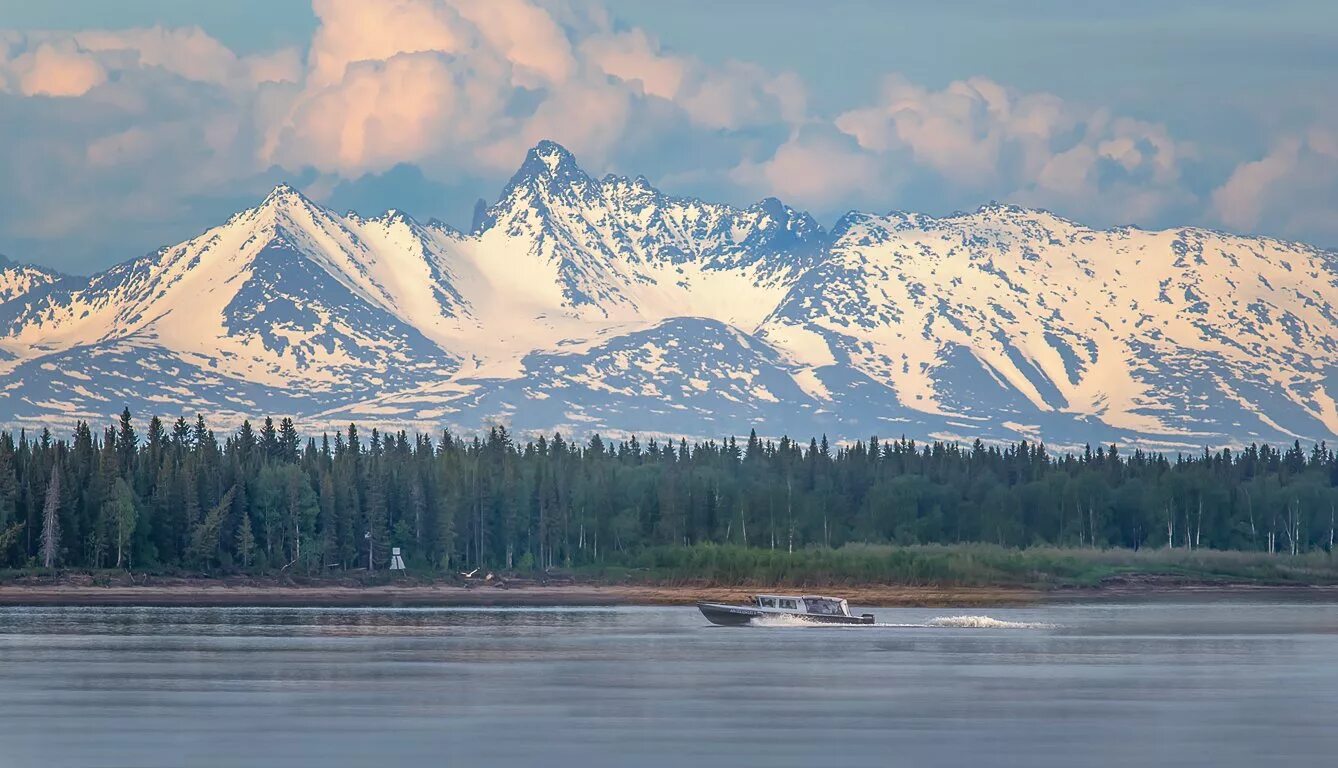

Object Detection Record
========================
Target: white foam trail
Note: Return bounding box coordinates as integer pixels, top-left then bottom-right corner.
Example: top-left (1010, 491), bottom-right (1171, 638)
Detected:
top-left (924, 615), bottom-right (1054, 629)
top-left (746, 614), bottom-right (1054, 629)
top-left (749, 614), bottom-right (819, 627)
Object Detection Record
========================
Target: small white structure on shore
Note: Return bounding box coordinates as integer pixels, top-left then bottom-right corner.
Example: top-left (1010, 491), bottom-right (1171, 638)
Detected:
top-left (389, 547), bottom-right (406, 571)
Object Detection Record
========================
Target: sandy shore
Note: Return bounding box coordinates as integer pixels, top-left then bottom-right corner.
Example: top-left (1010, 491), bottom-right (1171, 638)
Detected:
top-left (0, 581), bottom-right (1038, 608)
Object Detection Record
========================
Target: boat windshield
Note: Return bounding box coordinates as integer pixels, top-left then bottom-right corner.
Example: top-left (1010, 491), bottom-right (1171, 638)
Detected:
top-left (803, 598), bottom-right (848, 616)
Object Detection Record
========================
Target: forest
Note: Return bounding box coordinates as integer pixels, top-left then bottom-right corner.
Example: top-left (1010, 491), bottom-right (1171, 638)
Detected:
top-left (2, 409), bottom-right (1337, 575)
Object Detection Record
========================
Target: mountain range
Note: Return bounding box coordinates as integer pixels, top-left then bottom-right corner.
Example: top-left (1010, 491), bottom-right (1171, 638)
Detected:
top-left (2, 140), bottom-right (1336, 449)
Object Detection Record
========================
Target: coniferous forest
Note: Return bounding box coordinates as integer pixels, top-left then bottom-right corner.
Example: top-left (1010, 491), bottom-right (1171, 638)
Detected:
top-left (2, 409), bottom-right (1338, 575)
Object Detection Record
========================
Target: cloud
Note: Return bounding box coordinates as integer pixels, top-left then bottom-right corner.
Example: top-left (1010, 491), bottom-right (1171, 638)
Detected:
top-left (306, 0), bottom-right (466, 87)
top-left (262, 0), bottom-right (808, 180)
top-left (266, 50), bottom-right (513, 176)
top-left (1212, 129), bottom-right (1338, 240)
top-left (730, 128), bottom-right (883, 210)
top-left (583, 28), bottom-right (805, 131)
top-left (9, 41), bottom-right (106, 97)
top-left (0, 0), bottom-right (1331, 274)
top-left (449, 0), bottom-right (576, 87)
top-left (269, 0), bottom-right (565, 177)
top-left (582, 28), bottom-right (685, 101)
top-left (821, 75), bottom-right (1196, 222)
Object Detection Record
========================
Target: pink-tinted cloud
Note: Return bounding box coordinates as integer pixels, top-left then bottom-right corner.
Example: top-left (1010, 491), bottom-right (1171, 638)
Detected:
top-left (11, 41), bottom-right (106, 97)
top-left (584, 28), bottom-right (805, 131)
top-left (67, 26), bottom-right (301, 88)
top-left (0, 0), bottom-right (1332, 276)
top-left (307, 0), bottom-right (466, 87)
top-left (1212, 129), bottom-right (1338, 239)
top-left (731, 131), bottom-right (882, 210)
top-left (268, 51), bottom-right (511, 176)
top-left (449, 0), bottom-right (575, 87)
top-left (825, 74), bottom-right (1195, 221)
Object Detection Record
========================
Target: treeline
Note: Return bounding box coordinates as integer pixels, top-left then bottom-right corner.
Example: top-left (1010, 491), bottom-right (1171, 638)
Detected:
top-left (2, 409), bottom-right (1337, 573)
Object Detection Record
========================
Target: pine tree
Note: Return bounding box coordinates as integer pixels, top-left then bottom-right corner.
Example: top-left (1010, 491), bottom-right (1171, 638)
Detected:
top-left (116, 408), bottom-right (137, 478)
top-left (278, 418), bottom-right (300, 463)
top-left (259, 417), bottom-right (279, 462)
top-left (0, 434), bottom-right (20, 566)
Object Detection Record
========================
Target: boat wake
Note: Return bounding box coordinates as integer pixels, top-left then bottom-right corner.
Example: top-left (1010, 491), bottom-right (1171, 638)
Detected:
top-left (923, 615), bottom-right (1055, 629)
top-left (747, 614), bottom-right (1053, 629)
top-left (749, 614), bottom-right (825, 627)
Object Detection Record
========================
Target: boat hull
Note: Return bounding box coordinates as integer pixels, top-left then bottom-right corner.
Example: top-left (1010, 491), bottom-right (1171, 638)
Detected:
top-left (697, 602), bottom-right (875, 626)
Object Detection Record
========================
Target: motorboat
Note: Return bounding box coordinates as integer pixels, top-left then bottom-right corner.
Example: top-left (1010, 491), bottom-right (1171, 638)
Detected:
top-left (697, 594), bottom-right (875, 626)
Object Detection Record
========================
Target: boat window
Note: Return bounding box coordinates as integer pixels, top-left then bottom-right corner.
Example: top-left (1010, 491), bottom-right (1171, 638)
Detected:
top-left (805, 599), bottom-right (839, 615)
top-left (779, 599), bottom-right (798, 610)
top-left (758, 597), bottom-right (776, 608)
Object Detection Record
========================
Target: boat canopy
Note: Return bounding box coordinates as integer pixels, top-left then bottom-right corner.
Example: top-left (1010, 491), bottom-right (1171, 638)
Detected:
top-left (801, 596), bottom-right (851, 616)
top-left (752, 594), bottom-right (852, 616)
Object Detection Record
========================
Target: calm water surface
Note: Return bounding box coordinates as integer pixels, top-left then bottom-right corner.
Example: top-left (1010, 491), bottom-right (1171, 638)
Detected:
top-left (1, 599), bottom-right (1336, 767)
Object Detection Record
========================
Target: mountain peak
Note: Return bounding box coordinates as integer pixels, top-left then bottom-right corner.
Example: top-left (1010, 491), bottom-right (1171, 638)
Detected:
top-left (261, 182), bottom-right (311, 207)
top-left (529, 139), bottom-right (575, 169)
top-left (245, 183), bottom-right (332, 228)
top-left (489, 140), bottom-right (594, 219)
top-left (215, 182), bottom-right (340, 244)
top-left (510, 140), bottom-right (586, 186)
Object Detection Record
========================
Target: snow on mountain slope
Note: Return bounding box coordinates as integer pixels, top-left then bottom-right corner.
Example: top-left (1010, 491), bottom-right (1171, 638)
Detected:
top-left (473, 141), bottom-right (824, 327)
top-left (762, 205), bottom-right (1338, 446)
top-left (0, 185), bottom-right (459, 399)
top-left (1, 142), bottom-right (1335, 448)
top-left (317, 318), bottom-right (843, 439)
top-left (389, 140), bottom-right (828, 381)
top-left (0, 255), bottom-right (64, 304)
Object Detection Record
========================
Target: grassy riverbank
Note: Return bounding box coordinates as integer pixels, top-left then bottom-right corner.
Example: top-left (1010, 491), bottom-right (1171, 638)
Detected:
top-left (585, 543), bottom-right (1338, 589)
top-left (2, 544), bottom-right (1336, 608)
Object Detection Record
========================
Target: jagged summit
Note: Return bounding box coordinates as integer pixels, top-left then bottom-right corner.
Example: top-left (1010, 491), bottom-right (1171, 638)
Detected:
top-left (252, 182), bottom-right (327, 219)
top-left (506, 139), bottom-right (589, 190)
top-left (1, 143), bottom-right (1336, 448)
top-left (264, 181), bottom-right (304, 200)
top-left (0, 254), bottom-right (64, 304)
top-left (529, 139), bottom-right (578, 171)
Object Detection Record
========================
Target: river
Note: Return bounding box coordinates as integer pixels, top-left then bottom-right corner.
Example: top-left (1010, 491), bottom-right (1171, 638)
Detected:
top-left (1, 598), bottom-right (1335, 767)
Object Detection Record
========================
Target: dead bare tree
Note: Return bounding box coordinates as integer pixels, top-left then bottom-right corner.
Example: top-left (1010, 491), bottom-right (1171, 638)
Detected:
top-left (1284, 497), bottom-right (1301, 556)
top-left (40, 462), bottom-right (61, 569)
top-left (1166, 502), bottom-right (1175, 549)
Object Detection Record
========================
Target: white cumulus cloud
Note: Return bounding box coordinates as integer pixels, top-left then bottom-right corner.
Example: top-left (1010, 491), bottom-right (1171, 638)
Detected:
top-left (1212, 128), bottom-right (1338, 240)
top-left (738, 74), bottom-right (1198, 226)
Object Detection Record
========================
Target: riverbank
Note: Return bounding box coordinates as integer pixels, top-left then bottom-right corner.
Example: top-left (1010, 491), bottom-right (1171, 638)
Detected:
top-left (0, 576), bottom-right (1036, 608)
top-left (4, 575), bottom-right (1338, 608)
top-left (5, 544), bottom-right (1336, 607)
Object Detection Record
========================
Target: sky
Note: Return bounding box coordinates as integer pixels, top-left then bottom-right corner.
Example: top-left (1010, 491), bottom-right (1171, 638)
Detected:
top-left (1, 0), bottom-right (1335, 274)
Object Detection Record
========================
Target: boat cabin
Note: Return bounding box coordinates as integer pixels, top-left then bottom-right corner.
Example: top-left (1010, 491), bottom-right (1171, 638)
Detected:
top-left (751, 594), bottom-right (853, 617)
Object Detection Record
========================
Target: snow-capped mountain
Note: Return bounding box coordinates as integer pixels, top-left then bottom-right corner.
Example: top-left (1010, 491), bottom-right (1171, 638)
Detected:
top-left (762, 207), bottom-right (1338, 446)
top-left (0, 255), bottom-right (63, 304)
top-left (1, 141), bottom-right (1335, 448)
